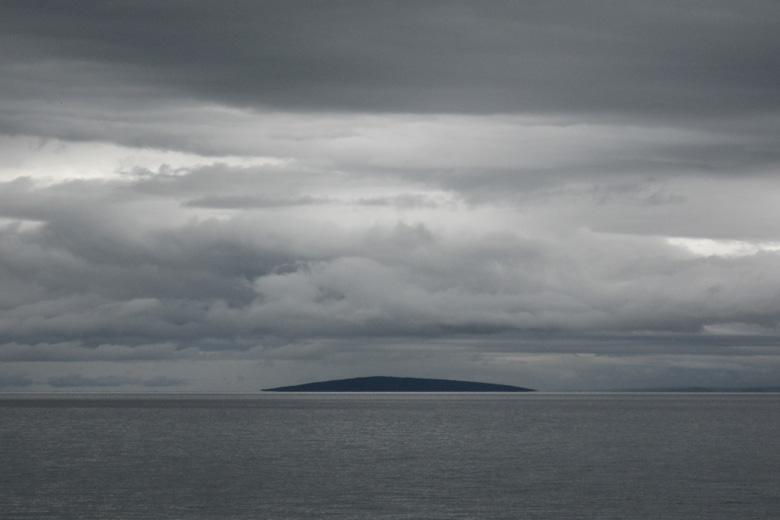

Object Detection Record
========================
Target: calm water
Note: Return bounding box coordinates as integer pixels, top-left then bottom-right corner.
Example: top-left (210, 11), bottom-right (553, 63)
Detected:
top-left (1, 393), bottom-right (778, 519)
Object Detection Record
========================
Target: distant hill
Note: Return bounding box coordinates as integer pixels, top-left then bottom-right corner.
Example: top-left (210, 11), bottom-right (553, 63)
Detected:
top-left (263, 376), bottom-right (535, 392)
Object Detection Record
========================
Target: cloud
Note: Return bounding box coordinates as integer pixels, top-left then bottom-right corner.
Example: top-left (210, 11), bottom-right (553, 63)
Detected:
top-left (1, 165), bottom-right (780, 353)
top-left (47, 374), bottom-right (185, 389)
top-left (0, 342), bottom-right (199, 363)
top-left (0, 372), bottom-right (33, 388)
top-left (3, 1), bottom-right (780, 169)
top-left (1, 3), bottom-right (780, 390)
top-left (3, 1), bottom-right (779, 118)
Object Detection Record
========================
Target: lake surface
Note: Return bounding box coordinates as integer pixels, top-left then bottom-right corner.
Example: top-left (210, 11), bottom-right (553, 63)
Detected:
top-left (1, 393), bottom-right (778, 519)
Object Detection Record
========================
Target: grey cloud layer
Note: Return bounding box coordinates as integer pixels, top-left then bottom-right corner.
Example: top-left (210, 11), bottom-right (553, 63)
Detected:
top-left (2, 2), bottom-right (780, 390)
top-left (47, 374), bottom-right (184, 388)
top-left (3, 1), bottom-right (779, 118)
top-left (1, 167), bottom-right (779, 353)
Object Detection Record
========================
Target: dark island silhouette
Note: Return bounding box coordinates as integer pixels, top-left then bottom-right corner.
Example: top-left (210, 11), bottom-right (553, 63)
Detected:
top-left (263, 376), bottom-right (534, 392)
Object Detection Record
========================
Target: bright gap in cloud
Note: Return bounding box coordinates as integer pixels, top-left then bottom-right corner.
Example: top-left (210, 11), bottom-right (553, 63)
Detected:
top-left (0, 135), bottom-right (286, 183)
top-left (0, 217), bottom-right (44, 233)
top-left (667, 237), bottom-right (780, 257)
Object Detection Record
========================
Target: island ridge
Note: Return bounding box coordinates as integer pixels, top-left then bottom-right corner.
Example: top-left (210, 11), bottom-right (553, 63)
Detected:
top-left (263, 376), bottom-right (535, 392)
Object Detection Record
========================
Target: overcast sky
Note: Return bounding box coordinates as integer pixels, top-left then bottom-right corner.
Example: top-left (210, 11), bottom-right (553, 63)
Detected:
top-left (1, 1), bottom-right (780, 391)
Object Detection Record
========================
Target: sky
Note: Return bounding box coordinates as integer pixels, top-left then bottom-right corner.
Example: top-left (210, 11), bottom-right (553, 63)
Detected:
top-left (1, 1), bottom-right (780, 392)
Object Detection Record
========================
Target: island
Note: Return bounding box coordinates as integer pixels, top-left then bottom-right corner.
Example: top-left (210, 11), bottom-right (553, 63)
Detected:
top-left (263, 376), bottom-right (534, 392)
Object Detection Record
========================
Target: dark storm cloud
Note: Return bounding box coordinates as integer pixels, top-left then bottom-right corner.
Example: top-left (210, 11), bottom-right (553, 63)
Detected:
top-left (2, 1), bottom-right (779, 119)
